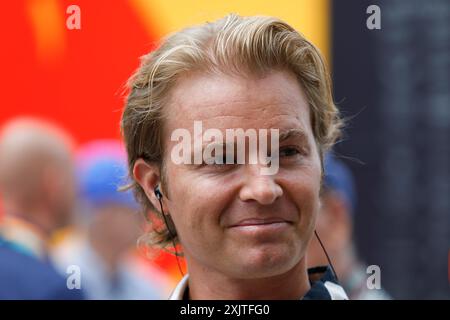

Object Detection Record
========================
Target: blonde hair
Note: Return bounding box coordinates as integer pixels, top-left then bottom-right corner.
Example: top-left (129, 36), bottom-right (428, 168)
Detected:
top-left (121, 14), bottom-right (343, 250)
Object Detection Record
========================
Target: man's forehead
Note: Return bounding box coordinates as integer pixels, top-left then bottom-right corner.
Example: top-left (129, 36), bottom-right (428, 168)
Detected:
top-left (161, 71), bottom-right (314, 144)
top-left (165, 106), bottom-right (312, 139)
top-left (166, 70), bottom-right (309, 116)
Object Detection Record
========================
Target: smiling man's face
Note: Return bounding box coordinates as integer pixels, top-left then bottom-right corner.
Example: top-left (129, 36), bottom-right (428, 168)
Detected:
top-left (161, 69), bottom-right (322, 279)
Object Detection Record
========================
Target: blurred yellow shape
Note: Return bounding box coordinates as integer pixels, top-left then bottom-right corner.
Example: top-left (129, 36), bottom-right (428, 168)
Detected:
top-left (130, 0), bottom-right (330, 64)
top-left (26, 0), bottom-right (66, 64)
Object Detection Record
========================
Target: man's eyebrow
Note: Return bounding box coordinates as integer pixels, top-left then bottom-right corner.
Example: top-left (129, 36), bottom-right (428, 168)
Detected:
top-left (278, 128), bottom-right (309, 143)
top-left (192, 130), bottom-right (309, 148)
top-left (188, 129), bottom-right (309, 157)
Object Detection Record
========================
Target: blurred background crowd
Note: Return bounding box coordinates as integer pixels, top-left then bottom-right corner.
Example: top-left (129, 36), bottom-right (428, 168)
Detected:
top-left (0, 0), bottom-right (448, 299)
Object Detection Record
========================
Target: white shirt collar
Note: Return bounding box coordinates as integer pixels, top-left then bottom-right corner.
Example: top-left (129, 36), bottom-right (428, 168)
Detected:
top-left (169, 274), bottom-right (189, 300)
top-left (168, 273), bottom-right (348, 300)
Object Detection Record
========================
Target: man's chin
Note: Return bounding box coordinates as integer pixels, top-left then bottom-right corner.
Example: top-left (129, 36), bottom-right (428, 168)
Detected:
top-left (225, 245), bottom-right (302, 279)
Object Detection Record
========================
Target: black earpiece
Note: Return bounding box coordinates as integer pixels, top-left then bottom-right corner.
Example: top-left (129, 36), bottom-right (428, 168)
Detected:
top-left (154, 185), bottom-right (163, 200)
top-left (314, 230), bottom-right (339, 283)
top-left (153, 184), bottom-right (184, 276)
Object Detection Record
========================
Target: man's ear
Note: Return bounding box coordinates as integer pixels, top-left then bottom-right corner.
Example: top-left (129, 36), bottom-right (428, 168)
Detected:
top-left (133, 158), bottom-right (166, 212)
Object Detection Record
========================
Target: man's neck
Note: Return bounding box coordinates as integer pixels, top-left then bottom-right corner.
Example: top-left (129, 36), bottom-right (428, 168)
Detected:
top-left (187, 258), bottom-right (311, 300)
top-left (2, 201), bottom-right (54, 238)
top-left (0, 214), bottom-right (50, 259)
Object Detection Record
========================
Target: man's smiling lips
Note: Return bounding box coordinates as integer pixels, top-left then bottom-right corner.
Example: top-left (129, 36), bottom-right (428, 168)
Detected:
top-left (230, 217), bottom-right (291, 227)
top-left (227, 217), bottom-right (293, 235)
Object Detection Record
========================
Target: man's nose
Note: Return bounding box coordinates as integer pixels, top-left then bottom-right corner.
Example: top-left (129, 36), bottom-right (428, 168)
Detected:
top-left (239, 165), bottom-right (283, 205)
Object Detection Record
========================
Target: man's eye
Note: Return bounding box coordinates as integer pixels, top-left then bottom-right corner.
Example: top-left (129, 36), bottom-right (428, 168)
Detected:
top-left (279, 147), bottom-right (301, 157)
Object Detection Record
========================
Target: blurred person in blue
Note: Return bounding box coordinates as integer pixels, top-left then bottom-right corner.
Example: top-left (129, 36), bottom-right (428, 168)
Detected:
top-left (0, 117), bottom-right (83, 299)
top-left (52, 140), bottom-right (171, 299)
top-left (307, 153), bottom-right (391, 299)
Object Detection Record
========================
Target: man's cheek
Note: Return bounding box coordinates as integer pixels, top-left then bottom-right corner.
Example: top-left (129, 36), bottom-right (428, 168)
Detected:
top-left (190, 213), bottom-right (224, 248)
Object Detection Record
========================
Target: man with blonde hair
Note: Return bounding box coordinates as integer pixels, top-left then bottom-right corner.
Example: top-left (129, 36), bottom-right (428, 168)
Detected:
top-left (121, 14), bottom-right (348, 300)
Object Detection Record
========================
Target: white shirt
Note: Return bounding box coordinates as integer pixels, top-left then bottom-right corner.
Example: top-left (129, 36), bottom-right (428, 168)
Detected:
top-left (169, 267), bottom-right (349, 300)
